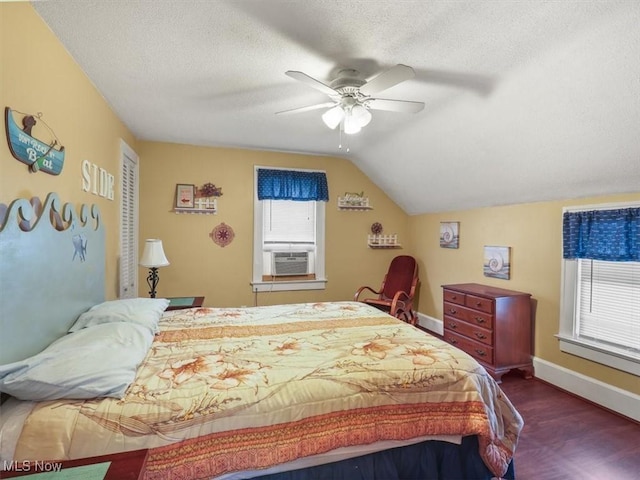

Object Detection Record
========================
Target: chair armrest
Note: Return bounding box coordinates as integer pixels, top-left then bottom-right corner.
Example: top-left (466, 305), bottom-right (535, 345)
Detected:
top-left (389, 290), bottom-right (411, 316)
top-left (354, 286), bottom-right (380, 301)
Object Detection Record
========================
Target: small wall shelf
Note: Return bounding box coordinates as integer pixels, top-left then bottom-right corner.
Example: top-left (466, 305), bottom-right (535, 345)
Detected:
top-left (174, 198), bottom-right (217, 215)
top-left (338, 196), bottom-right (373, 211)
top-left (368, 234), bottom-right (402, 249)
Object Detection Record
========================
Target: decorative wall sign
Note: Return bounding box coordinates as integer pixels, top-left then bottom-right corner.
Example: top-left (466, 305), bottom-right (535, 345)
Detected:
top-left (210, 222), bottom-right (235, 247)
top-left (338, 192), bottom-right (372, 210)
top-left (175, 184), bottom-right (196, 209)
top-left (81, 159), bottom-right (115, 200)
top-left (440, 222), bottom-right (459, 249)
top-left (5, 107), bottom-right (65, 175)
top-left (484, 245), bottom-right (511, 280)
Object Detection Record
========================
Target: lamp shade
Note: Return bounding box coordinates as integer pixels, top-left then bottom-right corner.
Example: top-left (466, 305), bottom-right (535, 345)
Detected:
top-left (343, 113), bottom-right (362, 135)
top-left (322, 105), bottom-right (345, 130)
top-left (140, 239), bottom-right (170, 267)
top-left (351, 104), bottom-right (372, 127)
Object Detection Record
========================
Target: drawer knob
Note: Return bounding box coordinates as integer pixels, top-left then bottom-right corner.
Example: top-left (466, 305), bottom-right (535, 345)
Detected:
top-left (451, 295), bottom-right (457, 299)
top-left (474, 332), bottom-right (486, 340)
top-left (475, 317), bottom-right (485, 323)
top-left (448, 322), bottom-right (458, 329)
top-left (449, 309), bottom-right (457, 314)
top-left (474, 349), bottom-right (487, 357)
top-left (476, 301), bottom-right (482, 307)
top-left (450, 339), bottom-right (458, 345)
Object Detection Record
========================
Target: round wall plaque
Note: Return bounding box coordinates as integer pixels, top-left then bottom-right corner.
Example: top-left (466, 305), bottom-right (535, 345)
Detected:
top-left (209, 222), bottom-right (235, 247)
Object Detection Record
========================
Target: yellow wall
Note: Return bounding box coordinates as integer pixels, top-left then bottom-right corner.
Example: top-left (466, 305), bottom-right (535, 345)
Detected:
top-left (137, 141), bottom-right (408, 307)
top-left (0, 3), bottom-right (136, 299)
top-left (408, 192), bottom-right (640, 394)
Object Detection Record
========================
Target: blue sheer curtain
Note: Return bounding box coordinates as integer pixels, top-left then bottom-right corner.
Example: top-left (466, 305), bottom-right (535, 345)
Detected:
top-left (257, 169), bottom-right (329, 201)
top-left (562, 207), bottom-right (639, 261)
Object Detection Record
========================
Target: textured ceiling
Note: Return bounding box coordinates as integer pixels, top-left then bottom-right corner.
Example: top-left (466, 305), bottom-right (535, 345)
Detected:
top-left (32, 0), bottom-right (640, 214)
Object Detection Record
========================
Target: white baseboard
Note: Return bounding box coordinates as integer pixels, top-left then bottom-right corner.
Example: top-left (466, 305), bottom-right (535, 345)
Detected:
top-left (415, 313), bottom-right (639, 422)
top-left (533, 357), bottom-right (640, 422)
top-left (416, 312), bottom-right (443, 336)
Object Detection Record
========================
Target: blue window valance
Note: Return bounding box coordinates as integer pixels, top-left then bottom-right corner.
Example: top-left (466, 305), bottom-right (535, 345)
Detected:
top-left (562, 207), bottom-right (640, 261)
top-left (257, 169), bottom-right (329, 201)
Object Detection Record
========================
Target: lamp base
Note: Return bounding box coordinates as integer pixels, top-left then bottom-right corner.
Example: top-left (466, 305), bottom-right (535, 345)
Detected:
top-left (146, 267), bottom-right (160, 298)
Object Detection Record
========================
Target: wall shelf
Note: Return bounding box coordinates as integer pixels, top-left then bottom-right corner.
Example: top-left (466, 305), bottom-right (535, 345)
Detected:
top-left (174, 208), bottom-right (217, 215)
top-left (367, 234), bottom-right (402, 249)
top-left (174, 198), bottom-right (217, 215)
top-left (338, 196), bottom-right (372, 211)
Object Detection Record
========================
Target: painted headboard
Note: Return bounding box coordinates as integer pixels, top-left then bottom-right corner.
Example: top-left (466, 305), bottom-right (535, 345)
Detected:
top-left (0, 193), bottom-right (105, 365)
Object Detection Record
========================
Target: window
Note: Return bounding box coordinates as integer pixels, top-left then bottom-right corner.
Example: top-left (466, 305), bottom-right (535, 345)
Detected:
top-left (558, 202), bottom-right (640, 375)
top-left (252, 167), bottom-right (327, 292)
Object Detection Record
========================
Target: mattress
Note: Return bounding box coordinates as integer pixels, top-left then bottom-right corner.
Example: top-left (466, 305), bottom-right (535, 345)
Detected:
top-left (2, 302), bottom-right (522, 479)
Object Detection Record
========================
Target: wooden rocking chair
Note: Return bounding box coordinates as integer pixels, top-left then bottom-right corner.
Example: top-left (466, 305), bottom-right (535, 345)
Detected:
top-left (354, 255), bottom-right (419, 324)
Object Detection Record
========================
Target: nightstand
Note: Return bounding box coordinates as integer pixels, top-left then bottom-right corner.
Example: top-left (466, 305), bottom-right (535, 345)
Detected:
top-left (0, 449), bottom-right (148, 479)
top-left (166, 296), bottom-right (205, 311)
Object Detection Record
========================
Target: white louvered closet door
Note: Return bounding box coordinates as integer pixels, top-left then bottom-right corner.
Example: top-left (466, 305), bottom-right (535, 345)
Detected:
top-left (120, 141), bottom-right (139, 298)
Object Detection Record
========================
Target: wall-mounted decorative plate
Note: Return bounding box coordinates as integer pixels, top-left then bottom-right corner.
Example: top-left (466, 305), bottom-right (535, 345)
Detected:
top-left (210, 222), bottom-right (234, 247)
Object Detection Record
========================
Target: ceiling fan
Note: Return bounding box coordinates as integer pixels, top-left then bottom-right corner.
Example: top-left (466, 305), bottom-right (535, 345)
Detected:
top-left (277, 64), bottom-right (425, 135)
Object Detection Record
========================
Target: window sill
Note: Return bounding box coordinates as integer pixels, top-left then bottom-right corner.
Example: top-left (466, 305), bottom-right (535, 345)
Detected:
top-left (251, 279), bottom-right (327, 292)
top-left (556, 334), bottom-right (640, 376)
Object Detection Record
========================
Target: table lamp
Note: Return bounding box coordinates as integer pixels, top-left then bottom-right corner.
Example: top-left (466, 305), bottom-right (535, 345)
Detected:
top-left (139, 239), bottom-right (170, 298)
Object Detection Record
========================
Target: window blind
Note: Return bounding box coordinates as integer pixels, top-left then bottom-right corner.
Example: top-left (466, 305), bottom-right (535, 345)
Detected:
top-left (577, 259), bottom-right (640, 355)
top-left (263, 199), bottom-right (315, 245)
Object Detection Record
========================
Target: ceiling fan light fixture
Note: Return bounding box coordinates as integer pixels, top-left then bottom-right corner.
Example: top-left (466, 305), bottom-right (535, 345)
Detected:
top-left (343, 113), bottom-right (362, 135)
top-left (351, 104), bottom-right (372, 127)
top-left (322, 105), bottom-right (345, 130)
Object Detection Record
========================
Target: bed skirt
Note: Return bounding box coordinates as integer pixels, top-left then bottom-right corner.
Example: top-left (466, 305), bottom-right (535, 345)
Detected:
top-left (253, 436), bottom-right (516, 480)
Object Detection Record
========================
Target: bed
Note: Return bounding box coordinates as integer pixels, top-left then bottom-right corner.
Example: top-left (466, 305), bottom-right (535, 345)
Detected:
top-left (0, 194), bottom-right (521, 480)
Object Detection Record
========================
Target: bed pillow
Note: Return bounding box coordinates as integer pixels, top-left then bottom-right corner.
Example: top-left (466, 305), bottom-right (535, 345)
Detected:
top-left (0, 322), bottom-right (154, 401)
top-left (69, 297), bottom-right (170, 334)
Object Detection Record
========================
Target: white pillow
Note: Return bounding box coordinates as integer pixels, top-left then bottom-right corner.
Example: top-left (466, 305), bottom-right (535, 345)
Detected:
top-left (0, 322), bottom-right (153, 401)
top-left (70, 297), bottom-right (169, 334)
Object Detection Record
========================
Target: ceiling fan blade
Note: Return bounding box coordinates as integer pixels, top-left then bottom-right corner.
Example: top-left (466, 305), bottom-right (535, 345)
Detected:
top-left (276, 102), bottom-right (336, 115)
top-left (367, 98), bottom-right (425, 113)
top-left (285, 71), bottom-right (339, 96)
top-left (359, 64), bottom-right (416, 96)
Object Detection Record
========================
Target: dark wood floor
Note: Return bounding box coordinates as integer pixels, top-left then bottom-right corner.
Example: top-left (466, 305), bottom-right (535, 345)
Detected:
top-left (499, 373), bottom-right (640, 480)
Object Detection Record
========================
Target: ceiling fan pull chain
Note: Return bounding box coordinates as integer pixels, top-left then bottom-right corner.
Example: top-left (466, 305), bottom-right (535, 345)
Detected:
top-left (338, 125), bottom-right (350, 152)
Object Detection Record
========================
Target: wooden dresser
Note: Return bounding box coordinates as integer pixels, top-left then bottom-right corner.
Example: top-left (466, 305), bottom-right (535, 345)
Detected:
top-left (442, 283), bottom-right (533, 382)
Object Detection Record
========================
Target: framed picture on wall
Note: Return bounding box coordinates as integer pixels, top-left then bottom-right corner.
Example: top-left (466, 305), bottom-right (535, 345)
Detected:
top-left (175, 184), bottom-right (195, 209)
top-left (483, 245), bottom-right (511, 280)
top-left (440, 222), bottom-right (459, 248)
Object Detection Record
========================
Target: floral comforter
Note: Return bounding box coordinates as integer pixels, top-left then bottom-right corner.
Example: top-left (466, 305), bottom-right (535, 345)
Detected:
top-left (13, 302), bottom-right (523, 479)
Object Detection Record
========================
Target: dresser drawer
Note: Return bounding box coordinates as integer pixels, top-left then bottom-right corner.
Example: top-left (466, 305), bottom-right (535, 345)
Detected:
top-left (443, 289), bottom-right (466, 306)
top-left (444, 302), bottom-right (494, 329)
top-left (444, 330), bottom-right (494, 364)
top-left (443, 301), bottom-right (466, 320)
top-left (465, 294), bottom-right (494, 314)
top-left (444, 315), bottom-right (492, 346)
top-left (464, 308), bottom-right (493, 329)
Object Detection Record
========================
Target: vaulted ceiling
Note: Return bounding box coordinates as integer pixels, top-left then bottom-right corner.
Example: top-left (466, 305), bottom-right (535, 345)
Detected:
top-left (33, 0), bottom-right (640, 214)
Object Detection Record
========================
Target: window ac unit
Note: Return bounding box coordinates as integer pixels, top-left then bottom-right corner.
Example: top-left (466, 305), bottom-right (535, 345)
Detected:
top-left (272, 252), bottom-right (309, 276)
